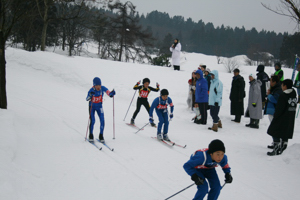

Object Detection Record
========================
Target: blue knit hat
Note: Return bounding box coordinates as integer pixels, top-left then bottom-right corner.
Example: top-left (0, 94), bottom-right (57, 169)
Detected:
top-left (93, 77), bottom-right (101, 86)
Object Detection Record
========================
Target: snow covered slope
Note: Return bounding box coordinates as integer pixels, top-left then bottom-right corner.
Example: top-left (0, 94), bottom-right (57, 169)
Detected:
top-left (1, 48), bottom-right (299, 200)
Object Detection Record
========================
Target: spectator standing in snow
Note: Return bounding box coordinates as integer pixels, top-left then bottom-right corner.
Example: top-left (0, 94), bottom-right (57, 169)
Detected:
top-left (200, 64), bottom-right (207, 72)
top-left (183, 139), bottom-right (232, 200)
top-left (170, 39), bottom-right (181, 71)
top-left (267, 79), bottom-right (297, 156)
top-left (264, 75), bottom-right (282, 149)
top-left (208, 70), bottom-right (223, 132)
top-left (86, 77), bottom-right (115, 143)
top-left (230, 69), bottom-right (245, 123)
top-left (256, 65), bottom-right (270, 109)
top-left (187, 71), bottom-right (197, 110)
top-left (149, 89), bottom-right (174, 141)
top-left (195, 69), bottom-right (208, 125)
top-left (245, 74), bottom-right (262, 129)
top-left (274, 62), bottom-right (284, 83)
top-left (204, 68), bottom-right (212, 94)
top-left (293, 62), bottom-right (300, 103)
top-left (130, 78), bottom-right (160, 126)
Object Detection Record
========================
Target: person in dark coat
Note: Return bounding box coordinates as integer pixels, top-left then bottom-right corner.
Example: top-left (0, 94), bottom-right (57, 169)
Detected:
top-left (230, 69), bottom-right (246, 123)
top-left (256, 65), bottom-right (270, 109)
top-left (267, 79), bottom-right (297, 156)
top-left (264, 75), bottom-right (283, 149)
top-left (293, 62), bottom-right (300, 103)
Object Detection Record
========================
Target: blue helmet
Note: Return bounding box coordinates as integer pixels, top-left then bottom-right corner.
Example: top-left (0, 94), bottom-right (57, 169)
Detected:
top-left (93, 77), bottom-right (101, 86)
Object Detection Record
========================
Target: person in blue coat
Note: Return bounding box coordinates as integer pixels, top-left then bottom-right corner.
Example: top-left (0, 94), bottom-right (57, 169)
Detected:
top-left (208, 70), bottom-right (223, 132)
top-left (149, 89), bottom-right (174, 141)
top-left (86, 77), bottom-right (115, 143)
top-left (195, 70), bottom-right (208, 125)
top-left (183, 140), bottom-right (232, 200)
top-left (264, 75), bottom-right (282, 149)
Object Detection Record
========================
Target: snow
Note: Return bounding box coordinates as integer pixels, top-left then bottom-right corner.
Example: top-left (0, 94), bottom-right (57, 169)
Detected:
top-left (1, 47), bottom-right (299, 200)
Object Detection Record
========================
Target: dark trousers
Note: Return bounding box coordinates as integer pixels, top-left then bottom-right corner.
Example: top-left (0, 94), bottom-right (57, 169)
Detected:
top-left (198, 102), bottom-right (208, 124)
top-left (132, 98), bottom-right (150, 119)
top-left (210, 106), bottom-right (220, 123)
top-left (173, 65), bottom-right (180, 70)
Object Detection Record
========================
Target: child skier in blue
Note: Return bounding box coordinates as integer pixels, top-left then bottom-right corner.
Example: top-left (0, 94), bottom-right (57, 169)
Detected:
top-left (183, 140), bottom-right (233, 200)
top-left (149, 89), bottom-right (174, 141)
top-left (86, 77), bottom-right (115, 143)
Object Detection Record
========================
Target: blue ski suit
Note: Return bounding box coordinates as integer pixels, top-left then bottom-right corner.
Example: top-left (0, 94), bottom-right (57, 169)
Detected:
top-left (183, 149), bottom-right (231, 200)
top-left (86, 86), bottom-right (111, 135)
top-left (149, 96), bottom-right (174, 135)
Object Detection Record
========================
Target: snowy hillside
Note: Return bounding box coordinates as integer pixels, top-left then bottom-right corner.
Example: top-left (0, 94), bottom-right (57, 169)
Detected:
top-left (1, 48), bottom-right (299, 200)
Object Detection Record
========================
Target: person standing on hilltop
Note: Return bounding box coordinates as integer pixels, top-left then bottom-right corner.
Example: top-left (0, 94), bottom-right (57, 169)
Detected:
top-left (256, 64), bottom-right (270, 109)
top-left (170, 39), bottom-right (181, 71)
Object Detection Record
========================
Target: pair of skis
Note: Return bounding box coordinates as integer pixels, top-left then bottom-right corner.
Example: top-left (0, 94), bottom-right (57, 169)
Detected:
top-left (151, 137), bottom-right (186, 148)
top-left (86, 138), bottom-right (114, 151)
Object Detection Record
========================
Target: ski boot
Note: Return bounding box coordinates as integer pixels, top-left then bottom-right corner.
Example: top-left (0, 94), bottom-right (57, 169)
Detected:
top-left (151, 122), bottom-right (156, 127)
top-left (163, 134), bottom-right (170, 141)
top-left (130, 118), bottom-right (135, 125)
top-left (99, 134), bottom-right (105, 143)
top-left (88, 133), bottom-right (94, 141)
top-left (157, 133), bottom-right (163, 141)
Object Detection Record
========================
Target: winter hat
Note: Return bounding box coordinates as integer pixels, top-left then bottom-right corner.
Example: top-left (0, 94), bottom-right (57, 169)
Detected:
top-left (160, 89), bottom-right (169, 96)
top-left (93, 77), bottom-right (101, 86)
top-left (205, 68), bottom-right (211, 73)
top-left (249, 74), bottom-right (254, 78)
top-left (188, 79), bottom-right (192, 84)
top-left (275, 62), bottom-right (281, 69)
top-left (208, 139), bottom-right (225, 154)
top-left (143, 78), bottom-right (150, 84)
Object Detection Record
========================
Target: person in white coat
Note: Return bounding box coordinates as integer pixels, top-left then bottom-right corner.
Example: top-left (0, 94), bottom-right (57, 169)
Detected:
top-left (170, 39), bottom-right (181, 71)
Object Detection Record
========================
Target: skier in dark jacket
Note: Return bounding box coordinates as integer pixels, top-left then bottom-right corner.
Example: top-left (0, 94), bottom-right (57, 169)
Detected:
top-left (183, 140), bottom-right (232, 200)
top-left (230, 69), bottom-right (246, 123)
top-left (131, 78), bottom-right (160, 126)
top-left (256, 65), bottom-right (270, 108)
top-left (267, 79), bottom-right (297, 156)
top-left (274, 62), bottom-right (284, 82)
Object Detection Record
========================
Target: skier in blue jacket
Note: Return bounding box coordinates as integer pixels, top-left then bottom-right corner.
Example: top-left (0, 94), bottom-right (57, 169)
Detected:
top-left (195, 69), bottom-right (208, 124)
top-left (149, 89), bottom-right (174, 141)
top-left (86, 77), bottom-right (115, 143)
top-left (183, 140), bottom-right (233, 200)
top-left (208, 70), bottom-right (223, 132)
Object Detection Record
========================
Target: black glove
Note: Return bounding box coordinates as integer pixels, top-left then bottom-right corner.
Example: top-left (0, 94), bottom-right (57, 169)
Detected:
top-left (214, 102), bottom-right (219, 106)
top-left (225, 173), bottom-right (233, 183)
top-left (191, 174), bottom-right (204, 185)
top-left (90, 91), bottom-right (95, 96)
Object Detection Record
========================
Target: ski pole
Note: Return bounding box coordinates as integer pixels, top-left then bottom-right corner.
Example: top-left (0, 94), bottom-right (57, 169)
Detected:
top-left (113, 95), bottom-right (115, 139)
top-left (123, 90), bottom-right (138, 121)
top-left (165, 183), bottom-right (195, 200)
top-left (135, 122), bottom-right (149, 134)
top-left (85, 97), bottom-right (94, 141)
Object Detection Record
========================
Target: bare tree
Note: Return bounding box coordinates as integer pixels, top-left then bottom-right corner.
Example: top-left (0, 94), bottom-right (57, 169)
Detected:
top-left (223, 58), bottom-right (240, 73)
top-left (262, 0), bottom-right (300, 29)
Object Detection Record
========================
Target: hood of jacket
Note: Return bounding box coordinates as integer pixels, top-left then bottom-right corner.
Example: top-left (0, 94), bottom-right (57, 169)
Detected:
top-left (250, 79), bottom-right (262, 87)
top-left (210, 70), bottom-right (219, 81)
top-left (195, 69), bottom-right (204, 80)
top-left (256, 65), bottom-right (265, 73)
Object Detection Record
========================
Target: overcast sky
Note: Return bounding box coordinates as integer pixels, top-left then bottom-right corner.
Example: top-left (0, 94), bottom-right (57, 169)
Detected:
top-left (118, 0), bottom-right (297, 34)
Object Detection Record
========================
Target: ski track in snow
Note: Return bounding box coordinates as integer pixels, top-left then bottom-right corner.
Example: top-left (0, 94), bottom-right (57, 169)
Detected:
top-left (1, 47), bottom-right (299, 199)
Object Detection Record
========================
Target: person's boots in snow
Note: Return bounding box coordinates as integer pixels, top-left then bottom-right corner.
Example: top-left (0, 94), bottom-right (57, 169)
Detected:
top-left (151, 122), bottom-right (156, 127)
top-left (267, 142), bottom-right (275, 149)
top-left (279, 141), bottom-right (288, 154)
top-left (99, 134), bottom-right (105, 143)
top-left (250, 119), bottom-right (259, 129)
top-left (208, 123), bottom-right (218, 132)
top-left (267, 142), bottom-right (280, 156)
top-left (130, 118), bottom-right (135, 125)
top-left (246, 118), bottom-right (254, 127)
top-left (218, 120), bottom-right (222, 128)
top-left (89, 133), bottom-right (94, 141)
top-left (157, 133), bottom-right (163, 140)
top-left (163, 134), bottom-right (170, 141)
